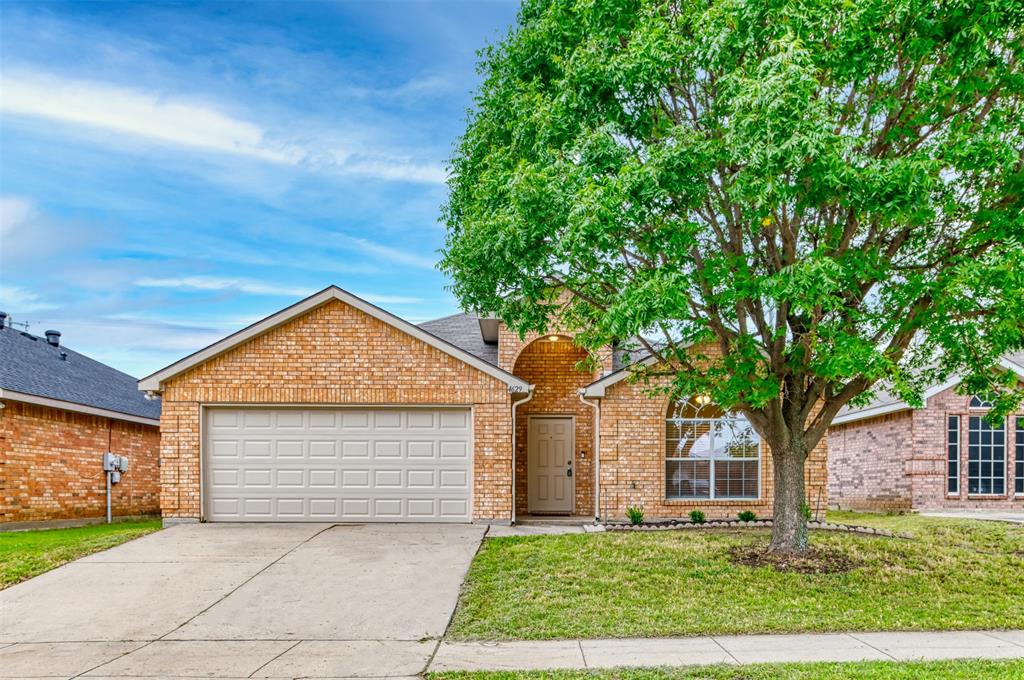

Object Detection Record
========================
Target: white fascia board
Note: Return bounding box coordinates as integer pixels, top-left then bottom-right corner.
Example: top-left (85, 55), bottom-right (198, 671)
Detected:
top-left (0, 388), bottom-right (160, 426)
top-left (831, 401), bottom-right (913, 426)
top-left (138, 286), bottom-right (530, 393)
top-left (581, 354), bottom-right (659, 398)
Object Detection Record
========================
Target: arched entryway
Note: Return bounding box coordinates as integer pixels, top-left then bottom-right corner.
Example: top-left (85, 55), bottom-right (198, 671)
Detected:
top-left (512, 335), bottom-right (599, 516)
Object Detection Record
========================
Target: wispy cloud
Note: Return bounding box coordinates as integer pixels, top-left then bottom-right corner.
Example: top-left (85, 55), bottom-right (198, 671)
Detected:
top-left (1, 71), bottom-right (299, 164)
top-left (0, 195), bottom-right (37, 235)
top-left (134, 276), bottom-right (314, 297)
top-left (334, 235), bottom-right (439, 270)
top-left (0, 284), bottom-right (58, 312)
top-left (1, 69), bottom-right (447, 184)
top-left (132, 276), bottom-right (423, 304)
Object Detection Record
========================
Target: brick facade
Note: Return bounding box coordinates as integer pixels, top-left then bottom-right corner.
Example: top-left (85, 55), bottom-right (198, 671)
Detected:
top-left (156, 299), bottom-right (513, 521)
top-left (153, 297), bottom-right (830, 524)
top-left (828, 385), bottom-right (1024, 511)
top-left (0, 400), bottom-right (160, 524)
top-left (596, 367), bottom-right (829, 521)
top-left (510, 337), bottom-right (599, 516)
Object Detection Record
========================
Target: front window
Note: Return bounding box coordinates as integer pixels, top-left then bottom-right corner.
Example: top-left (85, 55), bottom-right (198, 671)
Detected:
top-left (968, 415), bottom-right (1005, 495)
top-left (665, 398), bottom-right (760, 500)
top-left (1015, 418), bottom-right (1023, 496)
top-left (947, 415), bottom-right (960, 495)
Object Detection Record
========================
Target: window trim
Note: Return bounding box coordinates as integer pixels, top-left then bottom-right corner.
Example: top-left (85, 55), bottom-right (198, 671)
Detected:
top-left (947, 415), bottom-right (960, 497)
top-left (665, 410), bottom-right (762, 501)
top-left (966, 414), bottom-right (1007, 497)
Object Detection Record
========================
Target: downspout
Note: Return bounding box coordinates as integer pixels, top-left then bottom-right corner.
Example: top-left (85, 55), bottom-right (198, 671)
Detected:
top-left (510, 386), bottom-right (535, 526)
top-left (579, 390), bottom-right (600, 521)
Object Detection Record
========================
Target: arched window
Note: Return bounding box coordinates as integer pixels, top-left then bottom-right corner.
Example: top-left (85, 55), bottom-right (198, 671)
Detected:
top-left (969, 395), bottom-right (993, 409)
top-left (665, 397), bottom-right (760, 500)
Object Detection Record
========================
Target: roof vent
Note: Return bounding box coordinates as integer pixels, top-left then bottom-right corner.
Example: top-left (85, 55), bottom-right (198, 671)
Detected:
top-left (0, 311), bottom-right (6, 328)
top-left (60, 351), bottom-right (68, 361)
top-left (44, 330), bottom-right (61, 347)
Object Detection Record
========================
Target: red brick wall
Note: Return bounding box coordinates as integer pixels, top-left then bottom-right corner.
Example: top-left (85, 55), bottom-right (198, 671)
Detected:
top-left (828, 412), bottom-right (915, 511)
top-left (594, 347), bottom-right (829, 521)
top-left (511, 338), bottom-right (599, 516)
top-left (157, 299), bottom-right (513, 521)
top-left (827, 386), bottom-right (1024, 511)
top-left (0, 400), bottom-right (160, 523)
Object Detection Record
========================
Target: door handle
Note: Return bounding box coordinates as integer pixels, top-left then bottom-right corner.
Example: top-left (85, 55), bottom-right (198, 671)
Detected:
top-left (567, 460), bottom-right (573, 477)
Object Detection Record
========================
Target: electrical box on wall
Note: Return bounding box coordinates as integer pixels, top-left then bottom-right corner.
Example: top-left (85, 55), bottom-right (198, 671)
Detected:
top-left (118, 456), bottom-right (129, 473)
top-left (110, 470), bottom-right (121, 484)
top-left (102, 452), bottom-right (117, 471)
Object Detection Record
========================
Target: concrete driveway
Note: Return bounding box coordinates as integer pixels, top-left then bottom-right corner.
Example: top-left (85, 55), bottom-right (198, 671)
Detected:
top-left (0, 522), bottom-right (485, 679)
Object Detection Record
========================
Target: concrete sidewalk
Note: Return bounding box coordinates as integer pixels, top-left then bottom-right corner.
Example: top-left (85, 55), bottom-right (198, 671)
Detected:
top-left (430, 630), bottom-right (1024, 672)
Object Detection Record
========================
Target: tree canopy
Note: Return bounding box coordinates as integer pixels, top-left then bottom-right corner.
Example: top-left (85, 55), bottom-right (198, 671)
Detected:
top-left (441, 0), bottom-right (1024, 550)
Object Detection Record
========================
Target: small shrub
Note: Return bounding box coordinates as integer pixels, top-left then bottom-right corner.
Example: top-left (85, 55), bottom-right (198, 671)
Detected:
top-left (738, 510), bottom-right (757, 522)
top-left (799, 503), bottom-right (813, 521)
top-left (626, 505), bottom-right (645, 525)
top-left (689, 509), bottom-right (706, 524)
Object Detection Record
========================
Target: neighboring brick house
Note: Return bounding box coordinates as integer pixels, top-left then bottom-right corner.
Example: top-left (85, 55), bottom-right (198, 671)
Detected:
top-left (140, 286), bottom-right (827, 524)
top-left (828, 354), bottom-right (1024, 511)
top-left (1, 320), bottom-right (161, 526)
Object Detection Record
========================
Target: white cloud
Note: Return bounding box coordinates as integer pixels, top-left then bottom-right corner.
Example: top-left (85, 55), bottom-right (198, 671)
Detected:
top-left (132, 276), bottom-right (423, 304)
top-left (0, 284), bottom-right (58, 311)
top-left (1, 71), bottom-right (300, 164)
top-left (134, 276), bottom-right (314, 297)
top-left (0, 196), bottom-right (37, 235)
top-left (334, 235), bottom-right (438, 270)
top-left (1, 69), bottom-right (447, 184)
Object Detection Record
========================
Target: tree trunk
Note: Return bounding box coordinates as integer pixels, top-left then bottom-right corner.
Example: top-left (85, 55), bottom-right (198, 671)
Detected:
top-left (768, 439), bottom-right (809, 554)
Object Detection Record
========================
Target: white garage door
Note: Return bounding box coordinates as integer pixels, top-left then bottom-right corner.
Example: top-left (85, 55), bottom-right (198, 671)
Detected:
top-left (204, 407), bottom-right (472, 522)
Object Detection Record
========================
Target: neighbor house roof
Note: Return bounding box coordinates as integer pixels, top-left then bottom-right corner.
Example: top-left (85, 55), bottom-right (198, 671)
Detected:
top-left (138, 286), bottom-right (530, 393)
top-left (0, 326), bottom-right (161, 425)
top-left (832, 352), bottom-right (1024, 425)
top-left (418, 313), bottom-right (499, 366)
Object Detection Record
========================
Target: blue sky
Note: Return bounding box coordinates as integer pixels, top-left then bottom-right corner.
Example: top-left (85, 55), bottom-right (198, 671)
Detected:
top-left (0, 1), bottom-right (518, 377)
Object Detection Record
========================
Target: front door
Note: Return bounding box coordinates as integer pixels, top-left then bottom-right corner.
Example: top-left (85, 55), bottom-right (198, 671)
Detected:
top-left (528, 417), bottom-right (574, 513)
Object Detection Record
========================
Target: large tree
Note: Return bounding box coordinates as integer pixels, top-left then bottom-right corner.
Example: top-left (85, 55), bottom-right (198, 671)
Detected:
top-left (441, 0), bottom-right (1024, 553)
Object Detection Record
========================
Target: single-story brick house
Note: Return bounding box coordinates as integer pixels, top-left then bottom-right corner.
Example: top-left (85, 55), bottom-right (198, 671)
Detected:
top-left (1, 318), bottom-right (161, 527)
top-left (828, 354), bottom-right (1024, 511)
top-left (140, 286), bottom-right (827, 524)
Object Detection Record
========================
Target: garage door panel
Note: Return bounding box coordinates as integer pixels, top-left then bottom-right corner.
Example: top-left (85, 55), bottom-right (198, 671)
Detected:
top-left (206, 408), bottom-right (472, 522)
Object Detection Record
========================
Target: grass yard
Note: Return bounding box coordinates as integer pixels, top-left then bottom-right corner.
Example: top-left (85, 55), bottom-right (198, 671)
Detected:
top-left (447, 512), bottom-right (1024, 640)
top-left (0, 519), bottom-right (161, 588)
top-left (429, 659), bottom-right (1024, 680)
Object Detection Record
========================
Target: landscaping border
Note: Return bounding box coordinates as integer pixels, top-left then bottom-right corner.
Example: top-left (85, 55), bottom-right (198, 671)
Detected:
top-left (601, 519), bottom-right (912, 539)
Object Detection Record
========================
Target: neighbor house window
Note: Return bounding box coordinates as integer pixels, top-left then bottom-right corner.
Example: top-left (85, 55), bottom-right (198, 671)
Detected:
top-left (967, 414), bottom-right (1005, 495)
top-left (665, 398), bottom-right (760, 500)
top-left (1016, 418), bottom-right (1024, 496)
top-left (947, 415), bottom-right (960, 495)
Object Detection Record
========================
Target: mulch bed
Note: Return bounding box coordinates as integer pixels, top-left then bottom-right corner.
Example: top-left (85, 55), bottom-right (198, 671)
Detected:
top-left (728, 544), bottom-right (862, 574)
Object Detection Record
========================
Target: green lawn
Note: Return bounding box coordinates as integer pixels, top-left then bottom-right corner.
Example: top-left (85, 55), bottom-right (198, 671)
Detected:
top-left (0, 519), bottom-right (161, 588)
top-left (430, 659), bottom-right (1024, 680)
top-left (447, 511), bottom-right (1024, 640)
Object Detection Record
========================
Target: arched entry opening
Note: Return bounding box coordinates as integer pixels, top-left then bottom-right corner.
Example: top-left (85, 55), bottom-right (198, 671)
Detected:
top-left (512, 335), bottom-right (598, 515)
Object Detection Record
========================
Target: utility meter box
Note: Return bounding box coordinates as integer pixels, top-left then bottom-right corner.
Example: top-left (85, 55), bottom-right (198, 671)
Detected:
top-left (102, 452), bottom-right (117, 471)
top-left (111, 470), bottom-right (121, 484)
top-left (118, 456), bottom-right (129, 473)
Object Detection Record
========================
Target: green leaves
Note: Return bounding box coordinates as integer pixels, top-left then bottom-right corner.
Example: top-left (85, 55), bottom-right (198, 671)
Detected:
top-left (441, 0), bottom-right (1024, 427)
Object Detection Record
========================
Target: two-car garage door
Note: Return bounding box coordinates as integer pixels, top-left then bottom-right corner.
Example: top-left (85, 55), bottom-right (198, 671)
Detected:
top-left (204, 407), bottom-right (472, 522)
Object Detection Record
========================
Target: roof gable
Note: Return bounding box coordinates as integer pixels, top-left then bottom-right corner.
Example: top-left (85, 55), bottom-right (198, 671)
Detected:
top-left (138, 286), bottom-right (530, 393)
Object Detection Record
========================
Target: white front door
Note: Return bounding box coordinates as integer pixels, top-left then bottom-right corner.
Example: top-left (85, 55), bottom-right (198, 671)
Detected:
top-left (527, 416), bottom-right (574, 513)
top-left (204, 407), bottom-right (473, 522)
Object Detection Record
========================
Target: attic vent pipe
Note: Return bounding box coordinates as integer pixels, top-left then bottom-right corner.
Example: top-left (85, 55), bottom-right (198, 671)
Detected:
top-left (0, 311), bottom-right (7, 328)
top-left (44, 330), bottom-right (61, 346)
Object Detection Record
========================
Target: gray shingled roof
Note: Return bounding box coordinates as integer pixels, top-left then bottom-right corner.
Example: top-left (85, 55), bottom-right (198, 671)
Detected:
top-left (418, 313), bottom-right (498, 366)
top-left (0, 327), bottom-right (161, 421)
top-left (836, 351), bottom-right (1024, 421)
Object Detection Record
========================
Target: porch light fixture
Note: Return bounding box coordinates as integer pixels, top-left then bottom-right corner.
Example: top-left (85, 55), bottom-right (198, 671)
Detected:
top-left (549, 335), bottom-right (559, 342)
top-left (695, 394), bottom-right (711, 406)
